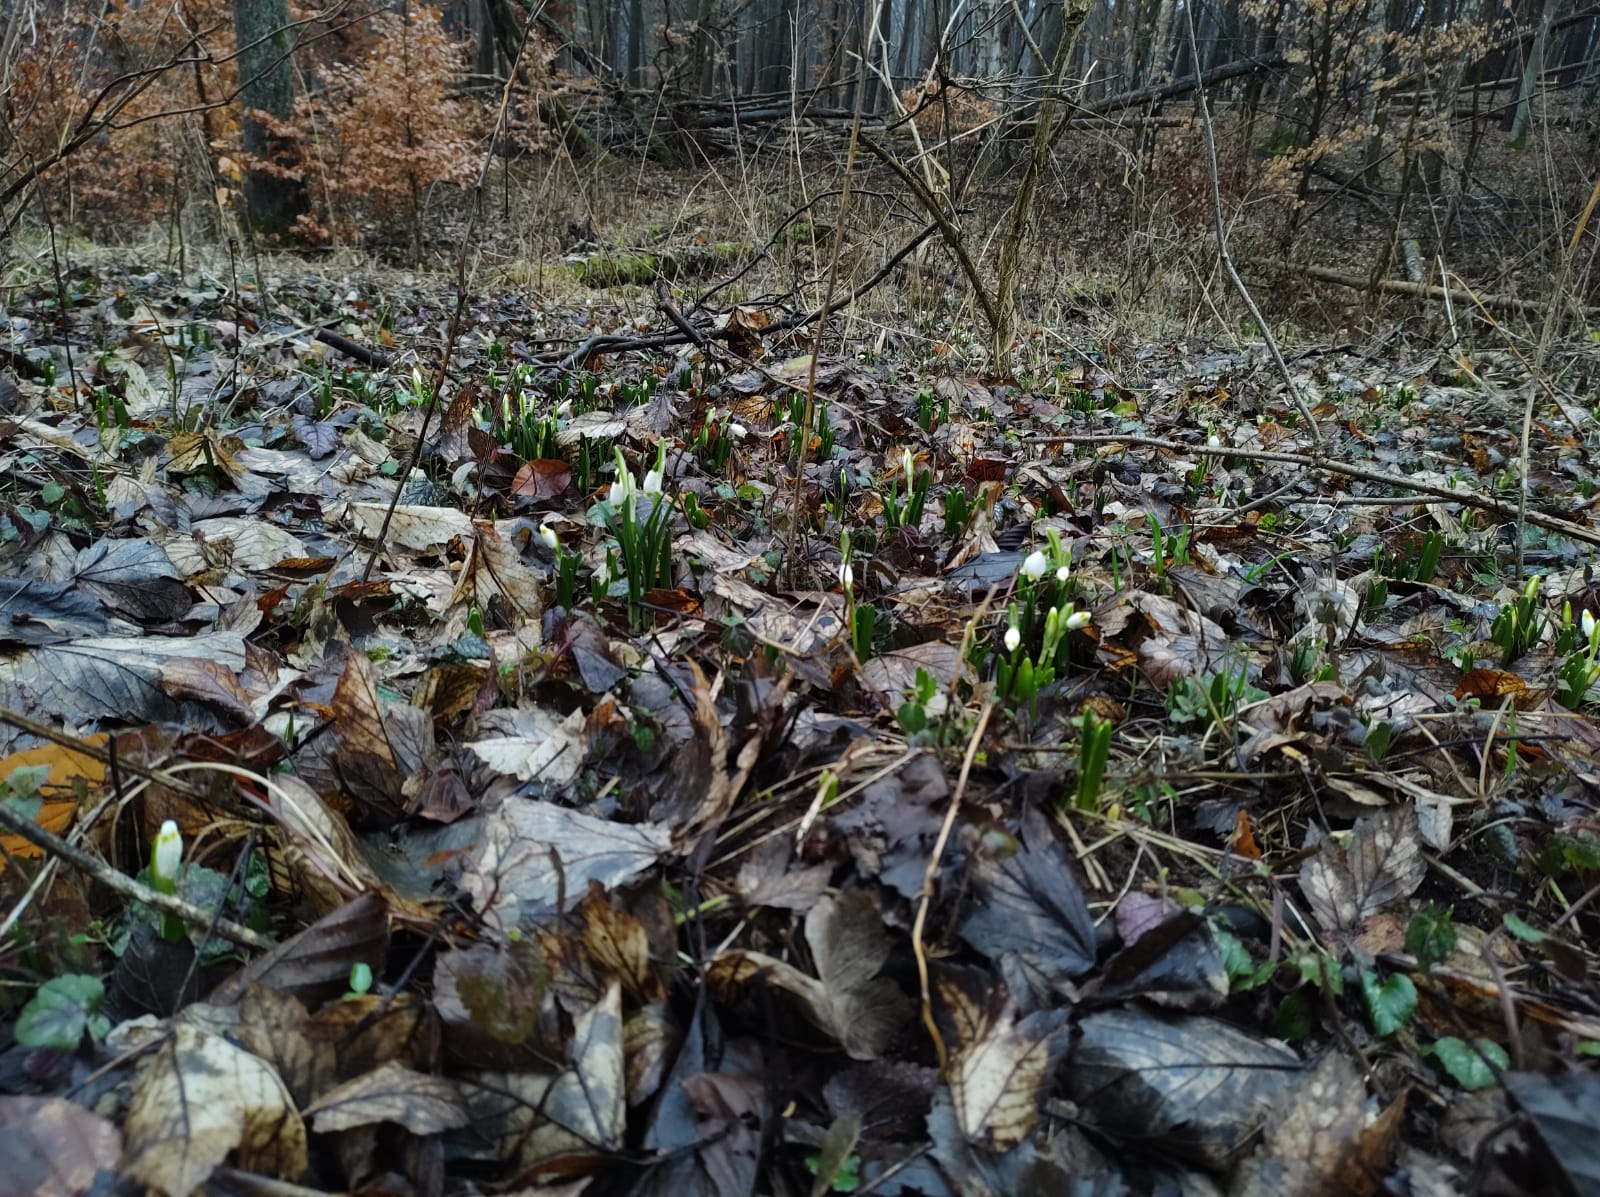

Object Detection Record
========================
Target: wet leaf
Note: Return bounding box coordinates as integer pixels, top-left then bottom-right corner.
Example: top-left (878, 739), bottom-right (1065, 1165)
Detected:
top-left (71, 538), bottom-right (190, 621)
top-left (957, 805), bottom-right (1096, 996)
top-left (1503, 1070), bottom-right (1600, 1195)
top-left (1065, 1008), bottom-right (1301, 1169)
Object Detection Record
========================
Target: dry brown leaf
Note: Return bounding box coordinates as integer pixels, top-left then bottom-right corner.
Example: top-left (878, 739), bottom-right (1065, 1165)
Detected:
top-left (121, 1023), bottom-right (307, 1197)
top-left (1231, 1052), bottom-right (1401, 1197)
top-left (0, 1095), bottom-right (122, 1197)
top-left (946, 993), bottom-right (1067, 1150)
top-left (1298, 806), bottom-right (1426, 936)
top-left (305, 1060), bottom-right (470, 1135)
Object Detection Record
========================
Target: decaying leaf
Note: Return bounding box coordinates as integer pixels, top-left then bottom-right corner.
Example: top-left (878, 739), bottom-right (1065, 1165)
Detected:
top-left (0, 1095), bottom-right (122, 1197)
top-left (305, 1059), bottom-right (470, 1134)
top-left (463, 981), bottom-right (627, 1176)
top-left (1065, 1008), bottom-right (1301, 1170)
top-left (957, 804), bottom-right (1097, 998)
top-left (946, 992), bottom-right (1067, 1150)
top-left (709, 889), bottom-right (911, 1060)
top-left (121, 1022), bottom-right (307, 1197)
top-left (1298, 806), bottom-right (1426, 937)
top-left (460, 798), bottom-right (672, 924)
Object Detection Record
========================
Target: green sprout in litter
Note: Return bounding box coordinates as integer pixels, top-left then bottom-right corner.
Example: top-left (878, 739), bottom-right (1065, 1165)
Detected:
top-left (883, 448), bottom-right (931, 531)
top-left (1489, 575), bottom-right (1545, 664)
top-left (595, 445), bottom-right (675, 630)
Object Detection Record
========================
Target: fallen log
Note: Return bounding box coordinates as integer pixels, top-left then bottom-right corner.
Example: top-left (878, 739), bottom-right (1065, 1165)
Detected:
top-left (1304, 266), bottom-right (1599, 320)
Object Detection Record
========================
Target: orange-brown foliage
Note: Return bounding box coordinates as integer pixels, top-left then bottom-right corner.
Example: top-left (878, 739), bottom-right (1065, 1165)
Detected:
top-left (288, 6), bottom-right (479, 239)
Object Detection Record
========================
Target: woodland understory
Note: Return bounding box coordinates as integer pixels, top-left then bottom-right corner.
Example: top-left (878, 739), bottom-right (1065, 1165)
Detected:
top-left (2, 0), bottom-right (1600, 1193)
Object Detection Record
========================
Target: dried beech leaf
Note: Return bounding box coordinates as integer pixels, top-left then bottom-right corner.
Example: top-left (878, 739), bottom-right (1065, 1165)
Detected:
top-left (948, 998), bottom-right (1068, 1150)
top-left (1299, 806), bottom-right (1426, 935)
top-left (305, 1060), bottom-right (470, 1135)
top-left (121, 1023), bottom-right (306, 1197)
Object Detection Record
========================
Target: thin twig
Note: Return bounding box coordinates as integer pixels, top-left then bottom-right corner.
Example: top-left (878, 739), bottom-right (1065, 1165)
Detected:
top-left (912, 700), bottom-right (996, 1071)
top-left (0, 799), bottom-right (273, 950)
top-left (1028, 431), bottom-right (1600, 550)
top-left (1183, 3), bottom-right (1322, 447)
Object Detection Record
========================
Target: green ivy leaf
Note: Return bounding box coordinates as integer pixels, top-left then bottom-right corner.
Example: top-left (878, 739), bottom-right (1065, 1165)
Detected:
top-left (15, 974), bottom-right (108, 1051)
top-left (1360, 971), bottom-right (1417, 1037)
top-left (1430, 1036), bottom-right (1508, 1090)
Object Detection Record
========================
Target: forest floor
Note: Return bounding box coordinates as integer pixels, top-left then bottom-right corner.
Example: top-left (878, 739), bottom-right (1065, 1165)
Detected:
top-left (1, 207), bottom-right (1600, 1197)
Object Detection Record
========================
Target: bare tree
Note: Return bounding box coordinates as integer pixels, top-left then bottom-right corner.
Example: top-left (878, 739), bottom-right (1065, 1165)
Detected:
top-left (235, 0), bottom-right (304, 235)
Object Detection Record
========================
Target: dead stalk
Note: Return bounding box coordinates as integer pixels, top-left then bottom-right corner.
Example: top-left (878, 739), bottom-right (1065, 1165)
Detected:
top-left (912, 700), bottom-right (995, 1072)
top-left (1183, 1), bottom-right (1322, 447)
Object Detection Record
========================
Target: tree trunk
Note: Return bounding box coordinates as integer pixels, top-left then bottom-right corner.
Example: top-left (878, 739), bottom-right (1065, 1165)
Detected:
top-left (234, 0), bottom-right (305, 236)
top-left (1507, 0), bottom-right (1552, 145)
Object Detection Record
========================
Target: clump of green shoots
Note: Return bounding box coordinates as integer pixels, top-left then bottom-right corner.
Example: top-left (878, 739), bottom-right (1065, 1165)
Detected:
top-left (883, 448), bottom-right (931, 531)
top-left (1555, 604), bottom-right (1600, 708)
top-left (592, 445), bottom-right (674, 630)
top-left (787, 394), bottom-right (834, 461)
top-left (1490, 575), bottom-right (1546, 664)
top-left (538, 523), bottom-right (580, 610)
top-left (692, 407), bottom-right (747, 472)
top-left (1072, 710), bottom-right (1114, 811)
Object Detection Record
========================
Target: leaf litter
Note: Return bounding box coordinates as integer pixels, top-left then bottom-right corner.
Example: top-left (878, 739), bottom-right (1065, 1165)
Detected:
top-left (0, 259), bottom-right (1597, 1196)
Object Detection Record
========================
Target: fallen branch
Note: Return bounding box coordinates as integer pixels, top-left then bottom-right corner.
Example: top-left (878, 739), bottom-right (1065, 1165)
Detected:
top-left (1304, 266), bottom-right (1600, 319)
top-left (0, 796), bottom-right (274, 951)
top-left (1028, 431), bottom-right (1600, 550)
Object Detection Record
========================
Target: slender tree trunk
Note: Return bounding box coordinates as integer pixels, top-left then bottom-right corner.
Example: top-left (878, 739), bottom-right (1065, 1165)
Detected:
top-left (234, 0), bottom-right (304, 236)
top-left (991, 0), bottom-right (1089, 369)
top-left (1508, 0), bottom-right (1552, 145)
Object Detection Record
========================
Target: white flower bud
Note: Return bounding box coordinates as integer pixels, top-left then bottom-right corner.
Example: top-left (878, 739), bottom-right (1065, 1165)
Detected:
top-left (902, 449), bottom-right (916, 480)
top-left (1583, 611), bottom-right (1596, 640)
top-left (1020, 550), bottom-right (1049, 579)
top-left (923, 692), bottom-right (949, 718)
top-left (728, 422), bottom-right (749, 440)
top-left (152, 819), bottom-right (183, 888)
top-left (641, 467), bottom-right (664, 495)
top-left (1065, 610), bottom-right (1091, 631)
top-left (839, 561), bottom-right (854, 591)
top-left (1056, 565), bottom-right (1070, 584)
top-left (608, 477), bottom-right (632, 507)
top-left (1004, 625), bottom-right (1022, 653)
top-left (538, 523), bottom-right (560, 552)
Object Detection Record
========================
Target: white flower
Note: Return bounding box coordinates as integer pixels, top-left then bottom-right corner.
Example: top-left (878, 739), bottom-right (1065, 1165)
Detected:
top-left (538, 523), bottom-right (560, 552)
top-left (839, 561), bottom-right (854, 591)
top-left (608, 473), bottom-right (634, 507)
top-left (1056, 565), bottom-right (1071, 584)
top-left (1004, 625), bottom-right (1022, 653)
top-left (641, 467), bottom-right (664, 495)
top-left (152, 819), bottom-right (183, 887)
top-left (1584, 610), bottom-right (1597, 640)
top-left (923, 692), bottom-right (949, 718)
top-left (1020, 550), bottom-right (1049, 579)
top-left (1065, 610), bottom-right (1092, 631)
top-left (728, 422), bottom-right (749, 440)
top-left (1207, 433), bottom-right (1221, 448)
top-left (902, 449), bottom-right (916, 480)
